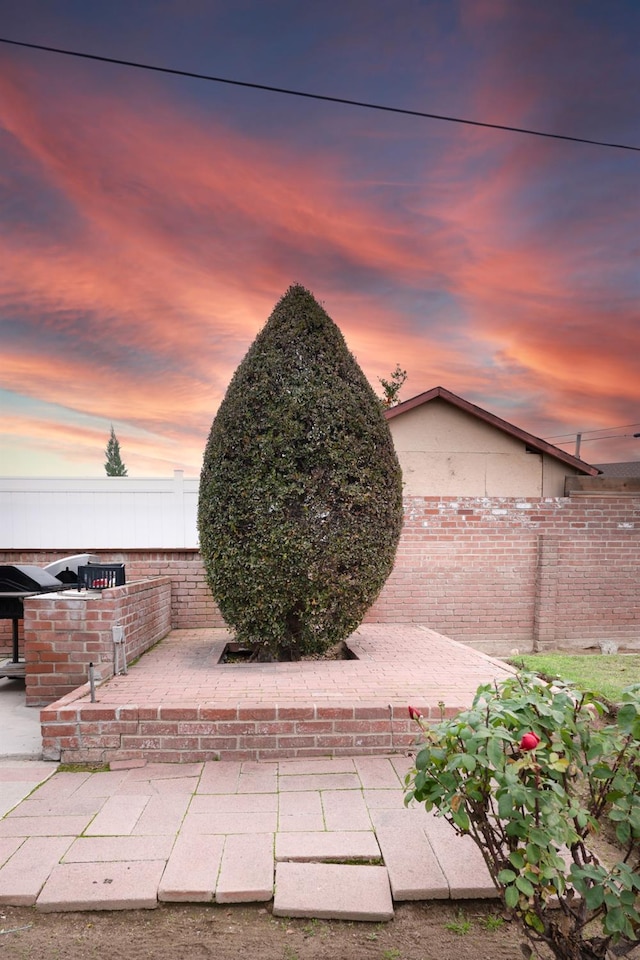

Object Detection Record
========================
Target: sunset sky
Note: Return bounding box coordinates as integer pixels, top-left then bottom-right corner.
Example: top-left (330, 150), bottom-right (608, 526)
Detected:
top-left (1, 0), bottom-right (639, 477)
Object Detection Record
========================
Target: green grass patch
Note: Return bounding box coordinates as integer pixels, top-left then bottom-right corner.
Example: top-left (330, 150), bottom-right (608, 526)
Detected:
top-left (511, 654), bottom-right (640, 703)
top-left (444, 910), bottom-right (473, 935)
top-left (57, 763), bottom-right (110, 773)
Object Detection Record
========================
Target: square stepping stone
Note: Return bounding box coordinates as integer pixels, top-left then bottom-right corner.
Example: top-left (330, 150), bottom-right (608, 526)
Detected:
top-left (278, 791), bottom-right (324, 832)
top-left (273, 862), bottom-right (393, 921)
top-left (322, 790), bottom-right (372, 831)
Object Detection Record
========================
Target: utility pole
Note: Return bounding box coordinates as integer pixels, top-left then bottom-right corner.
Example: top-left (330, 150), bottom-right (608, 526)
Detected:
top-left (574, 433), bottom-right (582, 458)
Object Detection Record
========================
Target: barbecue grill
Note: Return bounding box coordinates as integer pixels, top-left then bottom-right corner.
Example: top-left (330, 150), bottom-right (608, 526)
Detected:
top-left (0, 555), bottom-right (99, 679)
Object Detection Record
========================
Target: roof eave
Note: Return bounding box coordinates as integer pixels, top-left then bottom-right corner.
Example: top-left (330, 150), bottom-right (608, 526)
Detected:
top-left (384, 386), bottom-right (600, 477)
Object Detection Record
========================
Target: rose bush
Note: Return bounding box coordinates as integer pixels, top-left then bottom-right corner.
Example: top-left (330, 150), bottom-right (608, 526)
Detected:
top-left (404, 673), bottom-right (640, 960)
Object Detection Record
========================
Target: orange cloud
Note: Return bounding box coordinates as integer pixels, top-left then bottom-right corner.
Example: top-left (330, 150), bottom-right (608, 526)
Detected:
top-left (1, 39), bottom-right (638, 474)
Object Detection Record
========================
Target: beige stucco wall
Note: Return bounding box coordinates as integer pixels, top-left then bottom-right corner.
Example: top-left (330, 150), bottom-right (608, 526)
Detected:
top-left (388, 399), bottom-right (579, 497)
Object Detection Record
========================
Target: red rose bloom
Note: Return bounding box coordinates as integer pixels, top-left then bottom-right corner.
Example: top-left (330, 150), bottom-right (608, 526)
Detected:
top-left (519, 732), bottom-right (541, 751)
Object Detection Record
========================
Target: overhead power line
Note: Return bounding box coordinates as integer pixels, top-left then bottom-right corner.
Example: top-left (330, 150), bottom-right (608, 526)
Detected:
top-left (1, 36), bottom-right (639, 153)
top-left (553, 433), bottom-right (640, 444)
top-left (545, 422), bottom-right (640, 440)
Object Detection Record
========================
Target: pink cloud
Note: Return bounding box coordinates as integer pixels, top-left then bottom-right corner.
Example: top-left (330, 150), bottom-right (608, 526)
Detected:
top-left (1, 36), bottom-right (637, 474)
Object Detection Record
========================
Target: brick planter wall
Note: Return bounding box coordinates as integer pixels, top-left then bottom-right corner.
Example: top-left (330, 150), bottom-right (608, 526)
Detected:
top-left (22, 578), bottom-right (171, 706)
top-left (2, 494), bottom-right (639, 662)
top-left (39, 701), bottom-right (422, 764)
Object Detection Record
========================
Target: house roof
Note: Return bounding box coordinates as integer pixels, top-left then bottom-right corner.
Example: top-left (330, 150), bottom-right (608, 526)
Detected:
top-left (594, 461), bottom-right (640, 478)
top-left (384, 386), bottom-right (600, 477)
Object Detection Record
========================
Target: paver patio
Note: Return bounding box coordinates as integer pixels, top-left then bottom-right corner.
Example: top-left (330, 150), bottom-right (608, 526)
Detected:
top-left (1, 624), bottom-right (514, 916)
top-left (0, 756), bottom-right (499, 918)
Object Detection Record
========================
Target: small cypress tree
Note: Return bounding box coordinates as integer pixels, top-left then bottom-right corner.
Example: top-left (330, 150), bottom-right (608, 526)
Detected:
top-left (104, 425), bottom-right (127, 477)
top-left (198, 284), bottom-right (404, 661)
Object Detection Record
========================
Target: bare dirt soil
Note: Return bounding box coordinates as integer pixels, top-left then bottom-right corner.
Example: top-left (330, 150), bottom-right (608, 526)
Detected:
top-left (0, 900), bottom-right (549, 960)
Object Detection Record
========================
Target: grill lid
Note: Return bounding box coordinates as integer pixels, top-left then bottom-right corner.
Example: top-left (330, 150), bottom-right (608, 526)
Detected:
top-left (43, 554), bottom-right (100, 583)
top-left (0, 565), bottom-right (67, 593)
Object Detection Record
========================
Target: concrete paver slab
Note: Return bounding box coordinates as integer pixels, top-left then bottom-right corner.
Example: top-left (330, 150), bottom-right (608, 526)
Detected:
top-left (275, 831), bottom-right (381, 862)
top-left (278, 773), bottom-right (361, 792)
top-left (237, 762), bottom-right (278, 793)
top-left (0, 837), bottom-right (72, 905)
top-left (110, 759), bottom-right (147, 770)
top-left (36, 859), bottom-right (166, 911)
top-left (322, 790), bottom-right (372, 832)
top-left (0, 836), bottom-right (23, 866)
top-left (181, 810), bottom-right (278, 835)
top-left (125, 762), bottom-right (204, 781)
top-left (131, 795), bottom-right (191, 835)
top-left (71, 771), bottom-right (129, 797)
top-left (278, 790), bottom-right (325, 832)
top-left (24, 772), bottom-right (88, 802)
top-left (216, 833), bottom-right (274, 903)
top-left (63, 835), bottom-right (174, 862)
top-left (273, 862), bottom-right (393, 921)
top-left (362, 788), bottom-right (406, 810)
top-left (390, 756), bottom-right (415, 781)
top-left (371, 809), bottom-right (449, 900)
top-left (198, 760), bottom-right (241, 794)
top-left (85, 794), bottom-right (148, 835)
top-left (0, 815), bottom-right (95, 838)
top-left (159, 834), bottom-right (224, 902)
top-left (190, 792), bottom-right (278, 814)
top-left (0, 761), bottom-right (55, 782)
top-left (130, 776), bottom-right (200, 796)
top-left (422, 810), bottom-right (497, 898)
top-left (5, 797), bottom-right (105, 819)
top-left (354, 757), bottom-right (403, 789)
top-left (278, 759), bottom-right (356, 775)
top-left (0, 785), bottom-right (34, 819)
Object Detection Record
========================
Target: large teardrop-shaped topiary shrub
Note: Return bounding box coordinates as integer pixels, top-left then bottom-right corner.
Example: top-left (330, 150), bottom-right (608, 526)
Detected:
top-left (198, 284), bottom-right (404, 661)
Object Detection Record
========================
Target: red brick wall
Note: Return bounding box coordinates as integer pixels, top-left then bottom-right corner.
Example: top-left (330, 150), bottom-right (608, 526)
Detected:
top-left (2, 495), bottom-right (639, 661)
top-left (365, 497), bottom-right (639, 654)
top-left (22, 578), bottom-right (171, 706)
top-left (40, 702), bottom-right (419, 764)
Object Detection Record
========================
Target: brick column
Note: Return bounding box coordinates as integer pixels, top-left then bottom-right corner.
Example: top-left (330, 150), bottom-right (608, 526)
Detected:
top-left (533, 535), bottom-right (559, 651)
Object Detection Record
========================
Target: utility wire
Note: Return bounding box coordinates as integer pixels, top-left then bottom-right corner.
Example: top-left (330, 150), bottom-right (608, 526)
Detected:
top-left (553, 433), bottom-right (640, 444)
top-left (1, 36), bottom-right (639, 153)
top-left (545, 423), bottom-right (640, 440)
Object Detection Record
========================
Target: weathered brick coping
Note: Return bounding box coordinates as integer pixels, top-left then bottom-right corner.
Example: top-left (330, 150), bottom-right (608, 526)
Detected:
top-left (40, 625), bottom-right (516, 764)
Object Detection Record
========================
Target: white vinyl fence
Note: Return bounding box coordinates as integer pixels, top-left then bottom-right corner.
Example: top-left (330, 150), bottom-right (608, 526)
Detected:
top-left (0, 472), bottom-right (199, 548)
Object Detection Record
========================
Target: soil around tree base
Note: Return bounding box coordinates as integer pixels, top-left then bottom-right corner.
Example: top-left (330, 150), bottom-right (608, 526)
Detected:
top-left (0, 900), bottom-right (554, 960)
